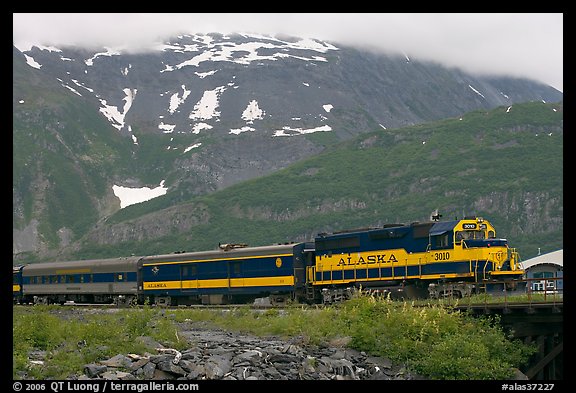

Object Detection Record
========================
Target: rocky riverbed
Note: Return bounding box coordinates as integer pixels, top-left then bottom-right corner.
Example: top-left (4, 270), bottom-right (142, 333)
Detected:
top-left (18, 307), bottom-right (424, 381)
top-left (80, 323), bottom-right (424, 381)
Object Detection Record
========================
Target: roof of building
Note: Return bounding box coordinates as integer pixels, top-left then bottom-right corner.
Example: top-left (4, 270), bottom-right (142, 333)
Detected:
top-left (520, 249), bottom-right (563, 270)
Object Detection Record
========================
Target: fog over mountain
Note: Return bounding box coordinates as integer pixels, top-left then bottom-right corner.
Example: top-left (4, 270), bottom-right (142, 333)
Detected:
top-left (13, 13), bottom-right (563, 92)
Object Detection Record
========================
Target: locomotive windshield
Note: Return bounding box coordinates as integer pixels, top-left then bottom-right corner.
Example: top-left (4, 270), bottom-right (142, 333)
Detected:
top-left (455, 230), bottom-right (486, 242)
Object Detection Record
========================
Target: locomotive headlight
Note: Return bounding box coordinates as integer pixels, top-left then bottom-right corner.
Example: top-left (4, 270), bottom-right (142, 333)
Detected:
top-left (477, 217), bottom-right (484, 223)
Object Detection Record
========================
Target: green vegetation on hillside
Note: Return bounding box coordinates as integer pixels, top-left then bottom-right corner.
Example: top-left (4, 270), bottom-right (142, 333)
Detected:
top-left (12, 94), bottom-right (136, 246)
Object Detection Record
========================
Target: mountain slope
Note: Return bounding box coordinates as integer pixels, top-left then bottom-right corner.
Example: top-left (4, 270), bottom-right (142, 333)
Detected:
top-left (13, 47), bottom-right (137, 254)
top-left (69, 101), bottom-right (563, 262)
top-left (12, 33), bottom-right (563, 260)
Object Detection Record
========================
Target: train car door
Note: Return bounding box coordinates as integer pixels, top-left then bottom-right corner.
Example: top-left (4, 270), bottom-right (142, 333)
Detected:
top-left (180, 264), bottom-right (198, 293)
top-left (228, 260), bottom-right (244, 293)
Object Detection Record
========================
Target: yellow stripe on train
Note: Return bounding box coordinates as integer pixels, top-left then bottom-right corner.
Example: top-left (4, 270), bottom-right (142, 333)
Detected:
top-left (490, 270), bottom-right (525, 276)
top-left (143, 275), bottom-right (295, 291)
top-left (13, 284), bottom-right (21, 292)
top-left (312, 272), bottom-right (475, 285)
top-left (315, 246), bottom-right (510, 271)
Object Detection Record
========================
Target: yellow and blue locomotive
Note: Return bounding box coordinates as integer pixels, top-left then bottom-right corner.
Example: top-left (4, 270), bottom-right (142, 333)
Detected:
top-left (309, 216), bottom-right (524, 302)
top-left (13, 215), bottom-right (524, 305)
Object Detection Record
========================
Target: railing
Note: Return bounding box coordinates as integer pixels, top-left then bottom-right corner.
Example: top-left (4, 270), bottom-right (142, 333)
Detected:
top-left (524, 276), bottom-right (563, 302)
top-left (452, 277), bottom-right (563, 307)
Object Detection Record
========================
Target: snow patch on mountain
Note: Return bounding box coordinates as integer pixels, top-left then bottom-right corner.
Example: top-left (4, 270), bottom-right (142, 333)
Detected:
top-left (85, 47), bottom-right (121, 66)
top-left (192, 122), bottom-right (213, 134)
top-left (113, 180), bottom-right (168, 209)
top-left (160, 33), bottom-right (338, 72)
top-left (230, 126), bottom-right (255, 135)
top-left (167, 85), bottom-right (192, 114)
top-left (242, 100), bottom-right (265, 123)
top-left (273, 124), bottom-right (332, 137)
top-left (98, 88), bottom-right (138, 130)
top-left (189, 86), bottom-right (226, 121)
top-left (23, 54), bottom-right (41, 69)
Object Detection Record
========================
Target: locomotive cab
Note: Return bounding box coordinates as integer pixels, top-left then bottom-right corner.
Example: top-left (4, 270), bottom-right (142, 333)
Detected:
top-left (452, 217), bottom-right (522, 272)
top-left (447, 217), bottom-right (524, 294)
top-left (425, 216), bottom-right (525, 298)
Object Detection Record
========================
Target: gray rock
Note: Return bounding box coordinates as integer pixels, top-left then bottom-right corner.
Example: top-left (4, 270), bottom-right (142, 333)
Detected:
top-left (100, 354), bottom-right (132, 368)
top-left (156, 360), bottom-right (187, 376)
top-left (142, 362), bottom-right (157, 379)
top-left (84, 364), bottom-right (107, 378)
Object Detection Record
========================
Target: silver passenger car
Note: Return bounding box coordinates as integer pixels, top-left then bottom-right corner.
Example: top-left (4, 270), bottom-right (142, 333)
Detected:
top-left (20, 256), bottom-right (142, 305)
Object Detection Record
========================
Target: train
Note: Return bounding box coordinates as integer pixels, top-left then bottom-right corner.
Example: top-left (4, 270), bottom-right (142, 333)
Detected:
top-left (13, 215), bottom-right (526, 306)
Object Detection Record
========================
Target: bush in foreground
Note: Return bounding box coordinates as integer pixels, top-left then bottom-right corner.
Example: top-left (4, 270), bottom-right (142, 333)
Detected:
top-left (13, 295), bottom-right (537, 380)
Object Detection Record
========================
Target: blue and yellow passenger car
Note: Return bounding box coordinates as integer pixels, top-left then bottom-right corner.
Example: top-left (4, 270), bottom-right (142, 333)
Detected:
top-left (140, 242), bottom-right (314, 305)
top-left (13, 266), bottom-right (24, 304)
